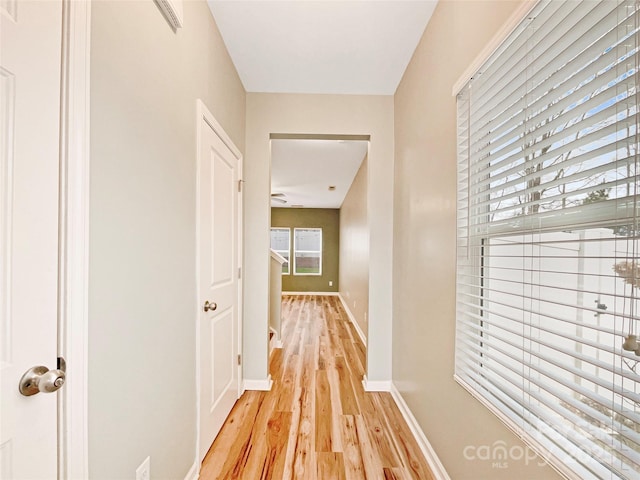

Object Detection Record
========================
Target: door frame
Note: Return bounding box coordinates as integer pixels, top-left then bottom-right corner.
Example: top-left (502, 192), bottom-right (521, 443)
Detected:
top-left (58, 0), bottom-right (91, 478)
top-left (194, 99), bottom-right (244, 467)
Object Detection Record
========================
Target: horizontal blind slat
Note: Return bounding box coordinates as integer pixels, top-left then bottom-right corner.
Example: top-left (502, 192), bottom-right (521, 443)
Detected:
top-left (458, 316), bottom-right (640, 405)
top-left (470, 91), bottom-right (636, 185)
top-left (457, 337), bottom-right (640, 460)
top-left (457, 304), bottom-right (640, 379)
top-left (455, 338), bottom-right (640, 429)
top-left (456, 355), bottom-right (632, 478)
top-left (471, 1), bottom-right (608, 116)
top-left (456, 350), bottom-right (638, 473)
top-left (471, 2), bottom-right (633, 148)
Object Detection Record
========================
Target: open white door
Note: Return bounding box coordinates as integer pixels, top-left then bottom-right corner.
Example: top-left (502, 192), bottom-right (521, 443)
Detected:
top-left (196, 101), bottom-right (242, 463)
top-left (1, 1), bottom-right (63, 478)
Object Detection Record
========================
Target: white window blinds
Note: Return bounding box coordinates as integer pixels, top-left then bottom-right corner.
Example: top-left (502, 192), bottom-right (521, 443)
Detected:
top-left (455, 1), bottom-right (640, 479)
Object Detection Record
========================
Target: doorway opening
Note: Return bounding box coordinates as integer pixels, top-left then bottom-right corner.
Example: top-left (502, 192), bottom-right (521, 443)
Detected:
top-left (268, 133), bottom-right (370, 358)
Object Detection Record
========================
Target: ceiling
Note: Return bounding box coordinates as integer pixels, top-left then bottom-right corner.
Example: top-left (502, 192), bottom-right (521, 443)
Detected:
top-left (206, 1), bottom-right (438, 95)
top-left (270, 139), bottom-right (368, 209)
top-left (207, 2), bottom-right (436, 209)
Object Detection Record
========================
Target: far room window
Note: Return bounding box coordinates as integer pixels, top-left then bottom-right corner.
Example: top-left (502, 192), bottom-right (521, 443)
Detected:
top-left (270, 227), bottom-right (290, 274)
top-left (293, 228), bottom-right (322, 276)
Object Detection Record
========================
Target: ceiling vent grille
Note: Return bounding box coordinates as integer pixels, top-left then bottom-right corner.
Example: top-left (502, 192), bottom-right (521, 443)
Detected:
top-left (155, 0), bottom-right (183, 29)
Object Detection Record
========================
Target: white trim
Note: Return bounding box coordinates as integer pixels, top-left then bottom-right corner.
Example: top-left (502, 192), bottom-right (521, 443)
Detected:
top-left (362, 376), bottom-right (391, 392)
top-left (243, 375), bottom-right (273, 391)
top-left (390, 383), bottom-right (452, 480)
top-left (194, 103), bottom-right (203, 474)
top-left (197, 100), bottom-right (242, 160)
top-left (237, 149), bottom-right (244, 400)
top-left (269, 249), bottom-right (286, 264)
top-left (283, 291), bottom-right (338, 296)
top-left (194, 99), bottom-right (244, 469)
top-left (183, 460), bottom-right (199, 480)
top-left (60, 0), bottom-right (91, 478)
top-left (269, 327), bottom-right (283, 349)
top-left (451, 0), bottom-right (538, 95)
top-left (337, 293), bottom-right (366, 346)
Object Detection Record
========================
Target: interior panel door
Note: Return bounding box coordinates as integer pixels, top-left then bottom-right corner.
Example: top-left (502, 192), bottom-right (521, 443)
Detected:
top-left (197, 111), bottom-right (240, 462)
top-left (0, 1), bottom-right (62, 478)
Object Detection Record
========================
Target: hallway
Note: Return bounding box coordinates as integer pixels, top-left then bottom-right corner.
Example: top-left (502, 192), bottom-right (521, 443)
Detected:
top-left (200, 295), bottom-right (435, 479)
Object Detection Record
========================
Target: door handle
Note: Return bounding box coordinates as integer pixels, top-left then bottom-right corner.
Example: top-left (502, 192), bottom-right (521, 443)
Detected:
top-left (19, 361), bottom-right (66, 396)
top-left (203, 300), bottom-right (217, 312)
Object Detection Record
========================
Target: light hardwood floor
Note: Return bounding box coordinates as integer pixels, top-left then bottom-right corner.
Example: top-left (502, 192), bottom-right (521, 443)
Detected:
top-left (200, 295), bottom-right (435, 480)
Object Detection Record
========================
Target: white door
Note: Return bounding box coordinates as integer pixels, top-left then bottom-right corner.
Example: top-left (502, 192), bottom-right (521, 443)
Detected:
top-left (1, 1), bottom-right (63, 478)
top-left (197, 102), bottom-right (242, 462)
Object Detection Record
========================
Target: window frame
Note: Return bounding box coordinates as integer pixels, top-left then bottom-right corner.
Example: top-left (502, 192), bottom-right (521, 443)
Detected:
top-left (293, 227), bottom-right (323, 276)
top-left (455, 1), bottom-right (640, 478)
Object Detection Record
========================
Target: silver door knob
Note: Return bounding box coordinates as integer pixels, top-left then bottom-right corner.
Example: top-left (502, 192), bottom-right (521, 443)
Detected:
top-left (19, 365), bottom-right (66, 396)
top-left (203, 300), bottom-right (217, 312)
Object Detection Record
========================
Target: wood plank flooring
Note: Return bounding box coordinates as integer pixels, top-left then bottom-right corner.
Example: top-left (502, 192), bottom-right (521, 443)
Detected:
top-left (200, 295), bottom-right (435, 480)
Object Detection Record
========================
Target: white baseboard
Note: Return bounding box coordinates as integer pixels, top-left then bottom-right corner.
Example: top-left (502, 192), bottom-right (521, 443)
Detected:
top-left (184, 460), bottom-right (199, 480)
top-left (338, 293), bottom-right (367, 346)
top-left (243, 375), bottom-right (273, 391)
top-left (283, 291), bottom-right (339, 296)
top-left (390, 383), bottom-right (451, 480)
top-left (362, 375), bottom-right (391, 392)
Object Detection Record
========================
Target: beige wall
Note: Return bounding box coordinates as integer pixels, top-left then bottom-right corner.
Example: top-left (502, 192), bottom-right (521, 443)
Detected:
top-left (89, 2), bottom-right (245, 478)
top-left (271, 208), bottom-right (340, 292)
top-left (339, 156), bottom-right (369, 340)
top-left (245, 94), bottom-right (394, 384)
top-left (392, 1), bottom-right (560, 479)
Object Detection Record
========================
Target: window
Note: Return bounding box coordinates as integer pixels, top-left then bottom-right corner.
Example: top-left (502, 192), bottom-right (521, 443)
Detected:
top-left (456, 1), bottom-right (640, 478)
top-left (293, 228), bottom-right (322, 275)
top-left (270, 228), bottom-right (290, 274)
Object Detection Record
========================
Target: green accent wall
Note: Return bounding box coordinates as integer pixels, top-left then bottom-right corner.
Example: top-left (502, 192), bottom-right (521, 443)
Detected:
top-left (271, 208), bottom-right (339, 292)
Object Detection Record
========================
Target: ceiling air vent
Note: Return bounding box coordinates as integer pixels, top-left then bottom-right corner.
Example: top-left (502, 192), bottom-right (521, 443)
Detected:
top-left (155, 0), bottom-right (184, 29)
